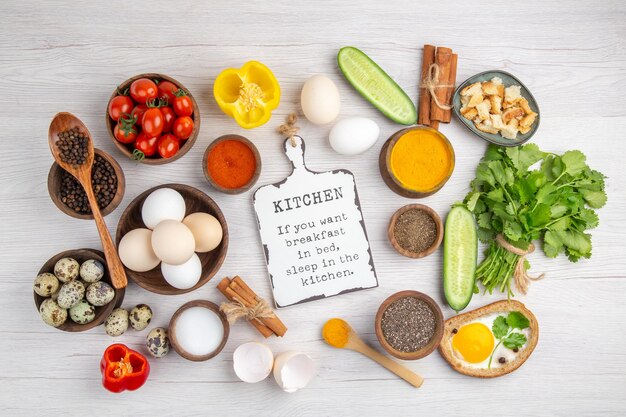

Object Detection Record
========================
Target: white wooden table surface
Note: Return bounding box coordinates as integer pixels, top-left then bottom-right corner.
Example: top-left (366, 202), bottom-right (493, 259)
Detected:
top-left (1, 1), bottom-right (624, 416)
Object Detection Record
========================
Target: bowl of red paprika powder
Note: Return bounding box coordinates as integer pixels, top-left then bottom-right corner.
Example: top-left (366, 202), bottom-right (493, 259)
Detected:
top-left (203, 134), bottom-right (261, 194)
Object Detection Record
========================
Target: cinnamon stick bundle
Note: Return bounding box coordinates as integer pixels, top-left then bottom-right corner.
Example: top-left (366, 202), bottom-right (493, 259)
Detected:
top-left (217, 276), bottom-right (287, 337)
top-left (417, 44), bottom-right (458, 130)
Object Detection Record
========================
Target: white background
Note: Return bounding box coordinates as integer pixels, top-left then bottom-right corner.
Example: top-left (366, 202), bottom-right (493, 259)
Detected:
top-left (0, 1), bottom-right (624, 416)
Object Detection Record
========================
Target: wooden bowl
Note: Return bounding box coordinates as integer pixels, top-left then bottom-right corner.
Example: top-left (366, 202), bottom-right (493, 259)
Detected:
top-left (168, 300), bottom-right (230, 361)
top-left (375, 290), bottom-right (444, 360)
top-left (388, 204), bottom-right (443, 258)
top-left (47, 148), bottom-right (125, 220)
top-left (202, 134), bottom-right (262, 194)
top-left (34, 248), bottom-right (125, 332)
top-left (105, 73), bottom-right (200, 165)
top-left (379, 126), bottom-right (455, 198)
top-left (115, 183), bottom-right (229, 295)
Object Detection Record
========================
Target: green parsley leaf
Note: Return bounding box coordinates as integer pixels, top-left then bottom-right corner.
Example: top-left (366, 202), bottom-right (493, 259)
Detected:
top-left (465, 192), bottom-right (481, 212)
top-left (502, 332), bottom-right (527, 349)
top-left (507, 144), bottom-right (546, 174)
top-left (506, 311), bottom-right (530, 329)
top-left (492, 316), bottom-right (509, 339)
top-left (580, 189), bottom-right (607, 209)
top-left (561, 150), bottom-right (587, 177)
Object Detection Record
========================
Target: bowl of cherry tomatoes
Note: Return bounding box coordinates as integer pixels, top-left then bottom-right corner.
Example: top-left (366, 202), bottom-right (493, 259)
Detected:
top-left (106, 73), bottom-right (200, 165)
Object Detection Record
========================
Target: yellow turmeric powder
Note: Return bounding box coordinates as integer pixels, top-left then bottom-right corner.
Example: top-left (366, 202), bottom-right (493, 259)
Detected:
top-left (390, 129), bottom-right (453, 192)
top-left (322, 318), bottom-right (351, 348)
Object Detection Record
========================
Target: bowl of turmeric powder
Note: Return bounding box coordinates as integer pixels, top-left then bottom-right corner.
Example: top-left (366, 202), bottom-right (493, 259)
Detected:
top-left (379, 126), bottom-right (455, 198)
top-left (203, 134), bottom-right (261, 194)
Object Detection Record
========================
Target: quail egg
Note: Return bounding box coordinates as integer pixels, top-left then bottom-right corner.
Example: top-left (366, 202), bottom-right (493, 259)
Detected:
top-left (146, 327), bottom-right (170, 358)
top-left (105, 308), bottom-right (129, 336)
top-left (57, 280), bottom-right (85, 309)
top-left (69, 299), bottom-right (96, 324)
top-left (130, 304), bottom-right (153, 331)
top-left (80, 259), bottom-right (105, 283)
top-left (39, 298), bottom-right (67, 327)
top-left (54, 257), bottom-right (79, 283)
top-left (33, 273), bottom-right (60, 297)
top-left (86, 281), bottom-right (115, 306)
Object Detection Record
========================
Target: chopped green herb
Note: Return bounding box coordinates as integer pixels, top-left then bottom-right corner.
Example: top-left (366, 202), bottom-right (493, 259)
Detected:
top-left (488, 311), bottom-right (530, 368)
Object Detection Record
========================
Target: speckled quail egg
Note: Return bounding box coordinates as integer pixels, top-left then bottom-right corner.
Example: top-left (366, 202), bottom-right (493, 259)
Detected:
top-left (86, 281), bottom-right (115, 306)
top-left (69, 299), bottom-right (96, 324)
top-left (79, 259), bottom-right (105, 283)
top-left (56, 280), bottom-right (85, 309)
top-left (39, 298), bottom-right (67, 327)
top-left (129, 304), bottom-right (153, 331)
top-left (146, 327), bottom-right (170, 358)
top-left (105, 308), bottom-right (129, 336)
top-left (33, 273), bottom-right (60, 297)
top-left (54, 257), bottom-right (79, 283)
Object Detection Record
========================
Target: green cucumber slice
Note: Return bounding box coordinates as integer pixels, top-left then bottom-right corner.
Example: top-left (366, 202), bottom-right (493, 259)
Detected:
top-left (337, 46), bottom-right (417, 125)
top-left (444, 206), bottom-right (478, 312)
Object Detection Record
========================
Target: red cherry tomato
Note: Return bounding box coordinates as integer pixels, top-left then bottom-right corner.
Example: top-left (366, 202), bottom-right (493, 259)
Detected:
top-left (157, 134), bottom-right (180, 158)
top-left (161, 107), bottom-right (176, 133)
top-left (113, 123), bottom-right (137, 144)
top-left (134, 132), bottom-right (159, 157)
top-left (108, 96), bottom-right (134, 121)
top-left (173, 116), bottom-right (194, 140)
top-left (157, 81), bottom-right (178, 104)
top-left (142, 108), bottom-right (164, 137)
top-left (131, 104), bottom-right (148, 125)
top-left (173, 91), bottom-right (194, 117)
top-left (130, 78), bottom-right (158, 104)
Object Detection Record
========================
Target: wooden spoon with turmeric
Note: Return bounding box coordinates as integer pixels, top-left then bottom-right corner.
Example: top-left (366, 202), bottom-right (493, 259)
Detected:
top-left (322, 318), bottom-right (424, 388)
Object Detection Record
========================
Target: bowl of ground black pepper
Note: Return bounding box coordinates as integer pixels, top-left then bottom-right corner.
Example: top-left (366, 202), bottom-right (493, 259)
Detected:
top-left (375, 290), bottom-right (444, 360)
top-left (388, 204), bottom-right (443, 258)
top-left (48, 149), bottom-right (125, 220)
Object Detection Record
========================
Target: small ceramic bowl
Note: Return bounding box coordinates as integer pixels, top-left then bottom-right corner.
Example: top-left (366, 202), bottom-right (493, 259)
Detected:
top-left (105, 73), bottom-right (200, 164)
top-left (115, 183), bottom-right (229, 295)
top-left (169, 300), bottom-right (230, 362)
top-left (47, 148), bottom-right (125, 220)
top-left (388, 204), bottom-right (444, 258)
top-left (452, 70), bottom-right (540, 147)
top-left (34, 248), bottom-right (125, 332)
top-left (379, 126), bottom-right (455, 198)
top-left (375, 290), bottom-right (444, 360)
top-left (203, 134), bottom-right (262, 194)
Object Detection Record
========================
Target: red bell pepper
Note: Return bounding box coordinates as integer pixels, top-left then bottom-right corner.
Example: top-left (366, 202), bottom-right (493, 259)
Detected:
top-left (100, 344), bottom-right (150, 393)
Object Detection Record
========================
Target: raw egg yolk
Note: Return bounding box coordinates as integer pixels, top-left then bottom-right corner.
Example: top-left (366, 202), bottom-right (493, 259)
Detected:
top-left (452, 323), bottom-right (494, 363)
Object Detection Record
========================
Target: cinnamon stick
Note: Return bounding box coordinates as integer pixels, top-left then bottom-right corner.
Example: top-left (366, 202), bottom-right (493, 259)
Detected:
top-left (441, 53), bottom-right (458, 123)
top-left (217, 278), bottom-right (273, 338)
top-left (430, 47), bottom-right (453, 122)
top-left (231, 276), bottom-right (287, 337)
top-left (418, 45), bottom-right (436, 126)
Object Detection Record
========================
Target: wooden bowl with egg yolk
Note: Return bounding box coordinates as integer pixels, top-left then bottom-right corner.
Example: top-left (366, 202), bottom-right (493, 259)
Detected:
top-left (115, 183), bottom-right (229, 295)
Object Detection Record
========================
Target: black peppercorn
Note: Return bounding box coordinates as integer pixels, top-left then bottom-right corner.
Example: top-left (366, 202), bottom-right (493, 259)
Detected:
top-left (59, 154), bottom-right (117, 214)
top-left (452, 328), bottom-right (458, 334)
top-left (56, 127), bottom-right (89, 166)
top-left (513, 348), bottom-right (519, 353)
top-left (498, 357), bottom-right (506, 364)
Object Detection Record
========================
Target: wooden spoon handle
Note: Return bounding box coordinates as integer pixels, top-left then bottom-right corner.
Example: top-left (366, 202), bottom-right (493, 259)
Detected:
top-left (83, 179), bottom-right (127, 289)
top-left (355, 343), bottom-right (424, 388)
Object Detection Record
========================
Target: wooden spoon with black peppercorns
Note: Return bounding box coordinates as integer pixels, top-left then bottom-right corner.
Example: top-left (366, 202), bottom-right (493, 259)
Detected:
top-left (48, 112), bottom-right (127, 289)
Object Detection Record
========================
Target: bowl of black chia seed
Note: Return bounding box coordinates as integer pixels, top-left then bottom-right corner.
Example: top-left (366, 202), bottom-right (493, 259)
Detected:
top-left (48, 148), bottom-right (125, 220)
top-left (375, 290), bottom-right (444, 360)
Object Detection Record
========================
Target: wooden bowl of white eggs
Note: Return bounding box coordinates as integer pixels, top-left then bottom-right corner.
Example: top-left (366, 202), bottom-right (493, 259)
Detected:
top-left (115, 183), bottom-right (228, 295)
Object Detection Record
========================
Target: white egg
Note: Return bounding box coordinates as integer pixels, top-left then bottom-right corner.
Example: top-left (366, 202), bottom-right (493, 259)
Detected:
top-left (151, 220), bottom-right (196, 265)
top-left (233, 342), bottom-right (274, 383)
top-left (272, 351), bottom-right (316, 393)
top-left (141, 188), bottom-right (186, 229)
top-left (161, 253), bottom-right (202, 289)
top-left (329, 117), bottom-right (380, 155)
top-left (118, 228), bottom-right (161, 272)
top-left (182, 212), bottom-right (223, 253)
top-left (301, 75), bottom-right (340, 125)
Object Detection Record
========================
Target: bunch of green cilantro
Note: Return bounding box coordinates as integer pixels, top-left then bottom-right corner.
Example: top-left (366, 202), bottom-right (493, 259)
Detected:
top-left (464, 143), bottom-right (607, 296)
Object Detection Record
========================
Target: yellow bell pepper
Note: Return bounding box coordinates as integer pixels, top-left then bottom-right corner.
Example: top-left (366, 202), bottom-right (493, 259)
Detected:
top-left (213, 61), bottom-right (281, 129)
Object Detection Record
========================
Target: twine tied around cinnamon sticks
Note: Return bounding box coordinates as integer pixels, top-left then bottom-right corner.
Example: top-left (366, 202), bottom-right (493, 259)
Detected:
top-left (420, 63), bottom-right (454, 111)
top-left (495, 234), bottom-right (545, 295)
top-left (221, 297), bottom-right (275, 323)
top-left (277, 113), bottom-right (300, 147)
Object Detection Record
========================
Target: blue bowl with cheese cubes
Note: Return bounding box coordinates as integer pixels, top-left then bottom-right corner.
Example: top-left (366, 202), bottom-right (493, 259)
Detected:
top-left (452, 70), bottom-right (540, 147)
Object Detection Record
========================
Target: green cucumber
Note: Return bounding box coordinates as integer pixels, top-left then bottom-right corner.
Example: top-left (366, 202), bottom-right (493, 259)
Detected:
top-left (337, 46), bottom-right (417, 125)
top-left (444, 206), bottom-right (478, 312)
